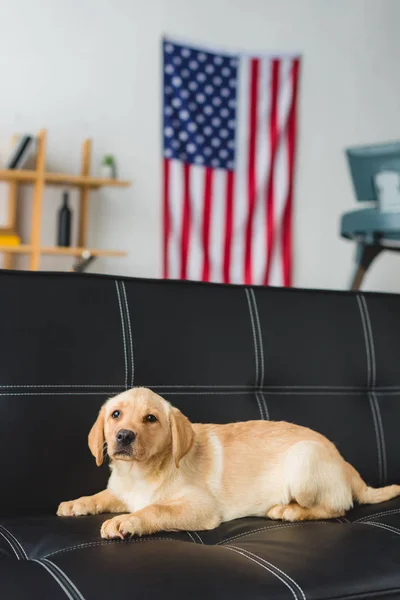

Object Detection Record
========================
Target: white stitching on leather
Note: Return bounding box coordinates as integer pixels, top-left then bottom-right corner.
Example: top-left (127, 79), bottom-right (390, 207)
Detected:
top-left (115, 281), bottom-right (128, 389)
top-left (0, 392), bottom-right (120, 396)
top-left (361, 296), bottom-right (376, 386)
top-left (337, 516), bottom-right (350, 523)
top-left (367, 394), bottom-right (383, 484)
top-left (1, 383), bottom-right (399, 390)
top-left (224, 546), bottom-right (299, 600)
top-left (33, 560), bottom-right (75, 600)
top-left (0, 529), bottom-right (19, 558)
top-left (250, 289), bottom-right (264, 386)
top-left (371, 390), bottom-right (387, 483)
top-left (42, 537), bottom-right (176, 559)
top-left (217, 521), bottom-right (332, 545)
top-left (256, 391), bottom-right (269, 420)
top-left (245, 289), bottom-right (260, 392)
top-left (0, 390), bottom-right (380, 397)
top-left (357, 295), bottom-right (384, 484)
top-left (247, 288), bottom-right (269, 419)
top-left (42, 559), bottom-right (86, 600)
top-left (360, 521), bottom-right (400, 536)
top-left (121, 282), bottom-right (134, 387)
top-left (0, 525), bottom-right (27, 559)
top-left (356, 508), bottom-right (400, 522)
top-left (192, 531), bottom-right (204, 544)
top-left (231, 545), bottom-right (306, 600)
top-left (361, 296), bottom-right (388, 484)
top-left (357, 295), bottom-right (372, 387)
top-left (0, 385), bottom-right (124, 388)
top-left (254, 394), bottom-right (264, 420)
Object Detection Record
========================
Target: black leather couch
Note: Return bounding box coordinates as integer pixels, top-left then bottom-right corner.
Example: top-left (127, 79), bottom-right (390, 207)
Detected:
top-left (1, 269), bottom-right (400, 600)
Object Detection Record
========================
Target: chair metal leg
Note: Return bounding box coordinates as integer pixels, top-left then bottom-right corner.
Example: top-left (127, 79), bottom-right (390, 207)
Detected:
top-left (350, 244), bottom-right (382, 291)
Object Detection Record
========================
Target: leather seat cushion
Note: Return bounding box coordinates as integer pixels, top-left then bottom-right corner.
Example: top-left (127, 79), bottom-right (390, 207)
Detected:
top-left (1, 498), bottom-right (400, 600)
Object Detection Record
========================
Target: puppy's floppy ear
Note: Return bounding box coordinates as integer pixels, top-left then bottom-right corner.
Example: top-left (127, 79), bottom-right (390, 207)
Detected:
top-left (88, 407), bottom-right (105, 467)
top-left (170, 407), bottom-right (194, 468)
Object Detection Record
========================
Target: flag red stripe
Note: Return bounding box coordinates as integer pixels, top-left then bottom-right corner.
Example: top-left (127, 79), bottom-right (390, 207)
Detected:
top-left (244, 58), bottom-right (260, 285)
top-left (223, 170), bottom-right (234, 283)
top-left (163, 158), bottom-right (170, 279)
top-left (180, 163), bottom-right (191, 280)
top-left (201, 167), bottom-right (213, 282)
top-left (282, 59), bottom-right (300, 287)
top-left (264, 59), bottom-right (280, 286)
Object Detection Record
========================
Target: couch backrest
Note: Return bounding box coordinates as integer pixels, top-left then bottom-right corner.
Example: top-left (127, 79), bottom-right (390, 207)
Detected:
top-left (0, 270), bottom-right (399, 515)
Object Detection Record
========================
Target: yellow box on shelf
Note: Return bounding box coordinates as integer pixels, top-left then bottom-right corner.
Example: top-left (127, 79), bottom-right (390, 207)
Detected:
top-left (0, 233), bottom-right (21, 246)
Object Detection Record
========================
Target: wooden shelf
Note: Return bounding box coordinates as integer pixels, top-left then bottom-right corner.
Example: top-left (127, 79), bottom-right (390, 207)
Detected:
top-left (45, 173), bottom-right (131, 188)
top-left (40, 247), bottom-right (127, 257)
top-left (1, 130), bottom-right (131, 271)
top-left (0, 169), bottom-right (131, 189)
top-left (0, 244), bottom-right (33, 254)
top-left (0, 169), bottom-right (37, 182)
top-left (0, 245), bottom-right (126, 258)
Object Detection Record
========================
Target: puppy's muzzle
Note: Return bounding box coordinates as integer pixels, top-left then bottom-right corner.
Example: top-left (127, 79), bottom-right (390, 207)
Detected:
top-left (116, 429), bottom-right (136, 447)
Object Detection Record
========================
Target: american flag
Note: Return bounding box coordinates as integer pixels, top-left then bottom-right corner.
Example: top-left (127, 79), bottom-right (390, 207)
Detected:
top-left (163, 39), bottom-right (300, 286)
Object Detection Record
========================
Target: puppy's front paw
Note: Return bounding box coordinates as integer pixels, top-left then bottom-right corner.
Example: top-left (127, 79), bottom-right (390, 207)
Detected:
top-left (57, 497), bottom-right (99, 517)
top-left (100, 514), bottom-right (143, 539)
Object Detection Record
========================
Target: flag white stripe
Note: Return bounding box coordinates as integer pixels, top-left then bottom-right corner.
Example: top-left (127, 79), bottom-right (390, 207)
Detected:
top-left (168, 159), bottom-right (184, 280)
top-left (230, 56), bottom-right (250, 285)
top-left (209, 168), bottom-right (227, 282)
top-left (251, 58), bottom-right (272, 285)
top-left (187, 164), bottom-right (205, 281)
top-left (269, 58), bottom-right (295, 287)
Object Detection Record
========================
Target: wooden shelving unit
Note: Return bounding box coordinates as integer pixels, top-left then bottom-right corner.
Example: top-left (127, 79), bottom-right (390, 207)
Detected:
top-left (0, 129), bottom-right (131, 271)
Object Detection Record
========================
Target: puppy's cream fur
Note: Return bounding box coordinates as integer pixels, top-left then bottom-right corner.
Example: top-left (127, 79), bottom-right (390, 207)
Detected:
top-left (57, 388), bottom-right (400, 538)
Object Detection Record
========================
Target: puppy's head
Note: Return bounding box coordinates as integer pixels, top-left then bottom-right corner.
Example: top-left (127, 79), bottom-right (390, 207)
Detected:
top-left (88, 387), bottom-right (194, 468)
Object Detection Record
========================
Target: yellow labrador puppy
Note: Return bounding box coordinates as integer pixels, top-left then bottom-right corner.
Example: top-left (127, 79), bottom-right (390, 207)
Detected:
top-left (58, 387), bottom-right (400, 539)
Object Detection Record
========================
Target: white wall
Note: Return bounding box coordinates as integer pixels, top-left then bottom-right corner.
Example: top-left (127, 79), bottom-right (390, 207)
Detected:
top-left (1, 0), bottom-right (400, 291)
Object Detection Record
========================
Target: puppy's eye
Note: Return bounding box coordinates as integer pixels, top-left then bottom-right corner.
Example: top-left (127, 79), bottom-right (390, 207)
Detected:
top-left (144, 414), bottom-right (158, 423)
top-left (111, 410), bottom-right (121, 419)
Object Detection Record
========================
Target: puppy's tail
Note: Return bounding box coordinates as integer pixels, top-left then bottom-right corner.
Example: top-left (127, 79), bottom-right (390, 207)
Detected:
top-left (347, 462), bottom-right (400, 505)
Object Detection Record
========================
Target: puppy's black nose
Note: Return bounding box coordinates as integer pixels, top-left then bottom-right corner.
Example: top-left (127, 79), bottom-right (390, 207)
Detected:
top-left (116, 429), bottom-right (135, 446)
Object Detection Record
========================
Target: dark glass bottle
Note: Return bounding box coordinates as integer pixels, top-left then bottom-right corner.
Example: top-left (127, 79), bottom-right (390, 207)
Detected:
top-left (57, 191), bottom-right (72, 247)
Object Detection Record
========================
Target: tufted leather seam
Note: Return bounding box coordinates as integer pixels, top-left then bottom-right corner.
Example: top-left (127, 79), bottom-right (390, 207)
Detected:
top-left (217, 520), bottom-right (332, 545)
top-left (224, 546), bottom-right (300, 600)
top-left (3, 390), bottom-right (400, 396)
top-left (185, 532), bottom-right (197, 543)
top-left (0, 392), bottom-right (124, 397)
top-left (0, 524), bottom-right (28, 559)
top-left (121, 282), bottom-right (134, 387)
top-left (42, 537), bottom-right (176, 559)
top-left (356, 508), bottom-right (400, 522)
top-left (2, 384), bottom-right (400, 390)
top-left (33, 559), bottom-right (85, 600)
top-left (230, 545), bottom-right (306, 600)
top-left (360, 521), bottom-right (400, 536)
top-left (192, 531), bottom-right (204, 544)
top-left (0, 385), bottom-right (125, 388)
top-left (249, 289), bottom-right (269, 420)
top-left (42, 559), bottom-right (86, 600)
top-left (249, 288), bottom-right (269, 421)
top-left (115, 280), bottom-right (128, 389)
top-left (357, 295), bottom-right (386, 486)
top-left (0, 529), bottom-right (19, 559)
top-left (245, 289), bottom-right (263, 420)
